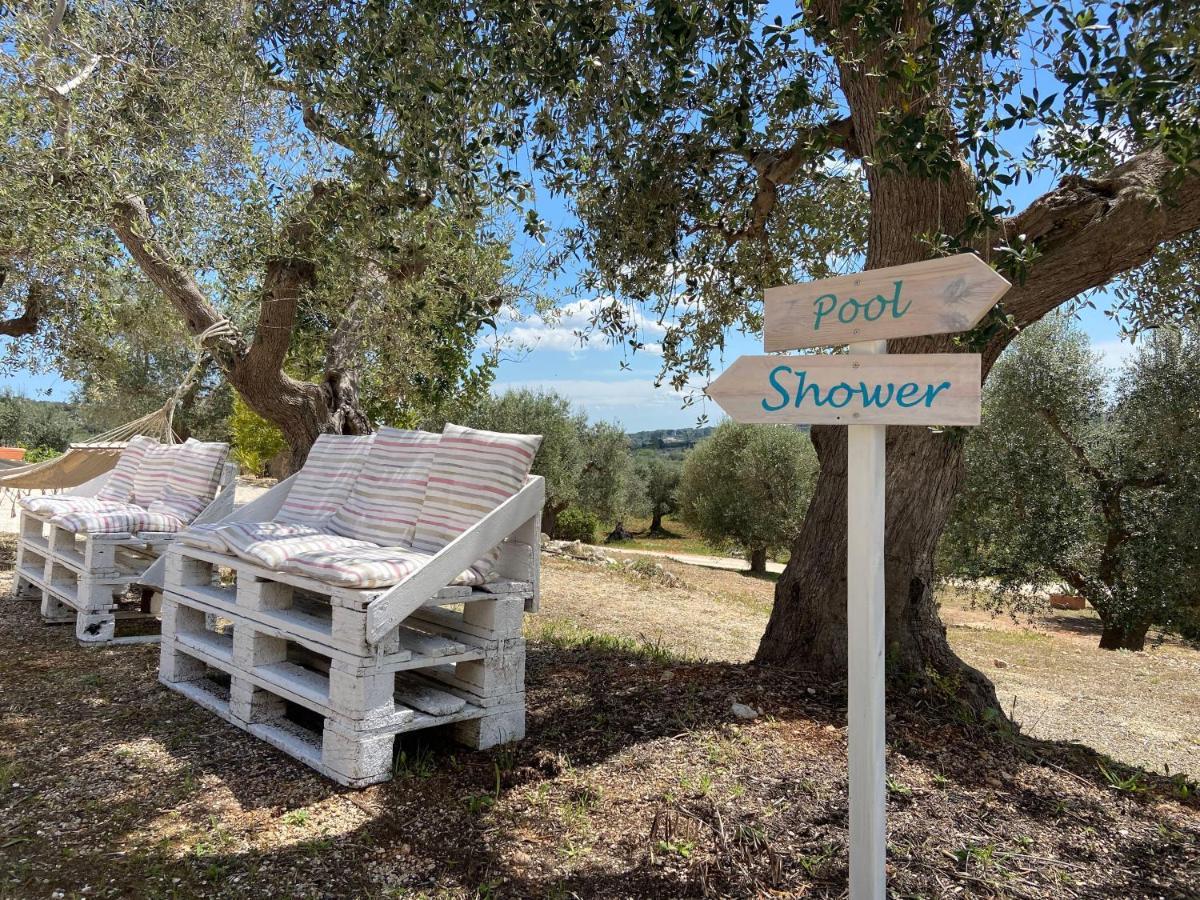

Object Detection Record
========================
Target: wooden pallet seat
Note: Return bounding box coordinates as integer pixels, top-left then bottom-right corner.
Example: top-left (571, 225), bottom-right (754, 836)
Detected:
top-left (13, 437), bottom-right (236, 644)
top-left (160, 424), bottom-right (544, 785)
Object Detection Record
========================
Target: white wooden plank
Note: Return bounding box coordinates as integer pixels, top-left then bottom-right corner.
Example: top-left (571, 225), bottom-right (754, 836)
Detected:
top-left (847, 340), bottom-right (887, 900)
top-left (705, 354), bottom-right (981, 426)
top-left (764, 254), bottom-right (1010, 350)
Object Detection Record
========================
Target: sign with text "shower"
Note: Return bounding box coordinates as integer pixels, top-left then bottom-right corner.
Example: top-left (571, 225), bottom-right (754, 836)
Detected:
top-left (704, 354), bottom-right (982, 426)
top-left (763, 254), bottom-right (1011, 351)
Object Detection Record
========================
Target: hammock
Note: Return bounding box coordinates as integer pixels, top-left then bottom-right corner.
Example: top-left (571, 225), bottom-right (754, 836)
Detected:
top-left (0, 354), bottom-right (205, 496)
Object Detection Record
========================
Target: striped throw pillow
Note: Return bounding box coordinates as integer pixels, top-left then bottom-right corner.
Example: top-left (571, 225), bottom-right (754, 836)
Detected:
top-left (149, 484), bottom-right (208, 525)
top-left (411, 423), bottom-right (542, 580)
top-left (328, 428), bottom-right (440, 545)
top-left (96, 435), bottom-right (159, 503)
top-left (132, 442), bottom-right (175, 509)
top-left (279, 544), bottom-right (484, 589)
top-left (162, 439), bottom-right (229, 508)
top-left (276, 434), bottom-right (375, 525)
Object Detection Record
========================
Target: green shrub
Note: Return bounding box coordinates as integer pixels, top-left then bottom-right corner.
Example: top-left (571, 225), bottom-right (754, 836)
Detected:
top-left (554, 507), bottom-right (599, 543)
top-left (230, 396), bottom-right (285, 476)
top-left (22, 445), bottom-right (63, 464)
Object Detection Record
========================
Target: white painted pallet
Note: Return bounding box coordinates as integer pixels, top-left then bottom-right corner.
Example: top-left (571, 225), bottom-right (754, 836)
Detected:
top-left (13, 462), bottom-right (237, 645)
top-left (158, 475), bottom-right (542, 786)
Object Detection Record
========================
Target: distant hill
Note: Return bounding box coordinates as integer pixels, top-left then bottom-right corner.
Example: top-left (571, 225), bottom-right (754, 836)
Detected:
top-left (627, 426), bottom-right (715, 451)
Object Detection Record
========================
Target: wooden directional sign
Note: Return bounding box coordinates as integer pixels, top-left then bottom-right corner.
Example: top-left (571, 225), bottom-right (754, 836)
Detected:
top-left (764, 255), bottom-right (1011, 351)
top-left (705, 354), bottom-right (981, 426)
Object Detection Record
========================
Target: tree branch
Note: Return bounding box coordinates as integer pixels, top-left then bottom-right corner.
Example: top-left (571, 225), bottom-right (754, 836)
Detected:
top-left (1001, 149), bottom-right (1200, 327)
top-left (1038, 406), bottom-right (1105, 484)
top-left (0, 281), bottom-right (44, 339)
top-left (111, 196), bottom-right (234, 345)
top-left (730, 117), bottom-right (859, 241)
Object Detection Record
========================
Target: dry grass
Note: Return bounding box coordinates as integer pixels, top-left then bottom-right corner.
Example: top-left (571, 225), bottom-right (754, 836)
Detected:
top-left (0, 540), bottom-right (1197, 898)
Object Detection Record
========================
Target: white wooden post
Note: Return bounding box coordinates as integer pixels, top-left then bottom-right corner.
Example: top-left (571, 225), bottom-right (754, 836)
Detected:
top-left (847, 339), bottom-right (887, 899)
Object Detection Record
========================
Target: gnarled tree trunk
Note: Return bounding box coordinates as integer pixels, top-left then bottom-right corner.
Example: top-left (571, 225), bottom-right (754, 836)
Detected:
top-left (754, 1), bottom-right (1200, 709)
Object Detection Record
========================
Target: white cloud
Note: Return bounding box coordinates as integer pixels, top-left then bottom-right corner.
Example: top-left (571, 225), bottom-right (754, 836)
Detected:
top-left (490, 376), bottom-right (707, 425)
top-left (492, 297), bottom-right (668, 356)
top-left (1094, 338), bottom-right (1138, 372)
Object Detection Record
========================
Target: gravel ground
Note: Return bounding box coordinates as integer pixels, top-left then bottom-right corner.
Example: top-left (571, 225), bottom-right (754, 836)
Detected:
top-left (0, 543), bottom-right (1197, 897)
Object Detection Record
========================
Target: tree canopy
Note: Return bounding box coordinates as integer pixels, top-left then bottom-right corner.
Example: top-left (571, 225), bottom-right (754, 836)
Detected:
top-left (944, 316), bottom-right (1200, 649)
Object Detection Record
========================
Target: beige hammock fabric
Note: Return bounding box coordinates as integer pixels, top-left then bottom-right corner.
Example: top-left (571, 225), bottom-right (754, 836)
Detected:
top-left (0, 395), bottom-right (182, 493)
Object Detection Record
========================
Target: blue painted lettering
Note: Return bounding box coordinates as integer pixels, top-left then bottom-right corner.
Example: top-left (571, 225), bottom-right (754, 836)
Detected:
top-left (762, 365), bottom-right (793, 412)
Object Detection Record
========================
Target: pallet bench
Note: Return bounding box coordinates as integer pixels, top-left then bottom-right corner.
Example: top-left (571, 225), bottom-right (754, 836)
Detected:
top-left (158, 457), bottom-right (544, 786)
top-left (13, 462), bottom-right (236, 645)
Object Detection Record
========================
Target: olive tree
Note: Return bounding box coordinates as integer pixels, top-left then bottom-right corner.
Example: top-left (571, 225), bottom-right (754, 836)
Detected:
top-left (678, 422), bottom-right (817, 573)
top-left (0, 1), bottom-right (516, 469)
top-left (463, 389), bottom-right (640, 536)
top-left (944, 317), bottom-right (1200, 650)
top-left (268, 0), bottom-right (1200, 707)
top-left (635, 454), bottom-right (682, 534)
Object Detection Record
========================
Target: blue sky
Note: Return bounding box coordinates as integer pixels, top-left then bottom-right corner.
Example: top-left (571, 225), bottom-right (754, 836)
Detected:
top-left (0, 7), bottom-right (1142, 433)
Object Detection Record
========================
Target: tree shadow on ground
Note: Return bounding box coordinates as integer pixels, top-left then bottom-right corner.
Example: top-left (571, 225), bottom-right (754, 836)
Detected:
top-left (2, 593), bottom-right (1197, 899)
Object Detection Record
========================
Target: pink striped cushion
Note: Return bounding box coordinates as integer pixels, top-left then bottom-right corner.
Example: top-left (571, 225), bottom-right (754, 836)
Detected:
top-left (329, 428), bottom-right (440, 545)
top-left (162, 440), bottom-right (228, 508)
top-left (218, 521), bottom-right (355, 570)
top-left (411, 424), bottom-right (541, 580)
top-left (178, 522), bottom-right (229, 553)
top-left (276, 434), bottom-right (374, 525)
top-left (96, 435), bottom-right (159, 503)
top-left (279, 545), bottom-right (484, 589)
top-left (20, 496), bottom-right (126, 516)
top-left (149, 484), bottom-right (208, 525)
top-left (132, 443), bottom-right (174, 508)
top-left (51, 504), bottom-right (186, 535)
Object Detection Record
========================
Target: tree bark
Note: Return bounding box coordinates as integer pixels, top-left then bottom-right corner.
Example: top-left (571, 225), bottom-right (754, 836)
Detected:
top-left (755, 3), bottom-right (1200, 709)
top-left (749, 547), bottom-right (768, 574)
top-left (111, 193), bottom-right (371, 471)
top-left (650, 510), bottom-right (664, 534)
top-left (1098, 620), bottom-right (1150, 651)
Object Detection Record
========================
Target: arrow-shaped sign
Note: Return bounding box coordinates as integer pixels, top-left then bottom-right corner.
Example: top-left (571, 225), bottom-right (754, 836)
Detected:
top-left (705, 354), bottom-right (982, 426)
top-left (763, 255), bottom-right (1011, 351)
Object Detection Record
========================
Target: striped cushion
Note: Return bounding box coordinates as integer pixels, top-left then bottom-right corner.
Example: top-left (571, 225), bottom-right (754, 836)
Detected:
top-left (96, 435), bottom-right (159, 503)
top-left (149, 484), bottom-right (208, 525)
top-left (276, 434), bottom-right (374, 525)
top-left (51, 504), bottom-right (186, 535)
top-left (411, 423), bottom-right (541, 580)
top-left (279, 545), bottom-right (484, 589)
top-left (132, 443), bottom-right (174, 508)
top-left (329, 428), bottom-right (440, 545)
top-left (20, 496), bottom-right (126, 516)
top-left (163, 440), bottom-right (228, 508)
top-left (218, 521), bottom-right (354, 570)
top-left (178, 522), bottom-right (230, 553)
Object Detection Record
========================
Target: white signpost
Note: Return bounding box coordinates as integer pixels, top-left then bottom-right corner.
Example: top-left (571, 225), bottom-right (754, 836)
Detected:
top-left (707, 254), bottom-right (1010, 899)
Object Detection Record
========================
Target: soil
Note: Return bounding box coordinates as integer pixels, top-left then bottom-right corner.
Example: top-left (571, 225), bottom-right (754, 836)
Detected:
top-left (0, 541), bottom-right (1197, 898)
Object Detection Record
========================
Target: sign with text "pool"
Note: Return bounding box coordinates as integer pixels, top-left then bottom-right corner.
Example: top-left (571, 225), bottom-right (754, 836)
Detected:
top-left (763, 255), bottom-right (1011, 351)
top-left (705, 354), bottom-right (982, 426)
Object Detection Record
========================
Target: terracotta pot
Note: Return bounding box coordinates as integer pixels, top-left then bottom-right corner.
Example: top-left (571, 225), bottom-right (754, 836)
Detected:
top-left (1049, 593), bottom-right (1086, 611)
top-left (0, 447), bottom-right (27, 462)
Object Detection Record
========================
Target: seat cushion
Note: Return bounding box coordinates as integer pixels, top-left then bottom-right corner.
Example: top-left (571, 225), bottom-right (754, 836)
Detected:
top-left (276, 434), bottom-right (375, 525)
top-left (411, 423), bottom-right (542, 581)
top-left (162, 439), bottom-right (229, 509)
top-left (328, 427), bottom-right (440, 546)
top-left (149, 484), bottom-right (209, 525)
top-left (50, 504), bottom-right (185, 535)
top-left (177, 522), bottom-right (230, 553)
top-left (217, 521), bottom-right (364, 570)
top-left (20, 496), bottom-right (126, 516)
top-left (95, 435), bottom-right (159, 504)
top-left (279, 544), bottom-right (485, 590)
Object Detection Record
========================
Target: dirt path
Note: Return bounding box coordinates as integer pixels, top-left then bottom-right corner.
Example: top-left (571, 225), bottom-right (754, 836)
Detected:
top-left (540, 555), bottom-right (1200, 777)
top-left (597, 544), bottom-right (786, 574)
